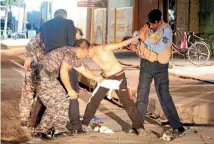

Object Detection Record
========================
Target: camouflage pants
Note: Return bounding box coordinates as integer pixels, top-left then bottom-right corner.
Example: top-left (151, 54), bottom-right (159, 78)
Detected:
top-left (35, 70), bottom-right (70, 133)
top-left (19, 68), bottom-right (37, 121)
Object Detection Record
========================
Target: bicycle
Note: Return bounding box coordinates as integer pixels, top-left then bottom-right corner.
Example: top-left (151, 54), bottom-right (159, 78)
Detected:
top-left (171, 28), bottom-right (211, 65)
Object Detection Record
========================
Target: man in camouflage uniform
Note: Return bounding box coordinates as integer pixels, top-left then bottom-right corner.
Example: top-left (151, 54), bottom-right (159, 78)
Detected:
top-left (20, 28), bottom-right (83, 128)
top-left (33, 39), bottom-right (102, 138)
top-left (19, 34), bottom-right (44, 126)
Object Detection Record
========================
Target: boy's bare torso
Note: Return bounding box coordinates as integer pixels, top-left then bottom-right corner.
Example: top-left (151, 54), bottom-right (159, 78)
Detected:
top-left (91, 45), bottom-right (123, 77)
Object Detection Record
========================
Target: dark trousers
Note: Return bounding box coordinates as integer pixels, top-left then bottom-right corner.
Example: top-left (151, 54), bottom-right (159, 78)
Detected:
top-left (82, 71), bottom-right (143, 129)
top-left (136, 59), bottom-right (183, 129)
top-left (67, 69), bottom-right (81, 130)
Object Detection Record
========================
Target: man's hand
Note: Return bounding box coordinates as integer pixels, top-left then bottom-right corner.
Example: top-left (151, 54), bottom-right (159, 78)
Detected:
top-left (129, 44), bottom-right (137, 52)
top-left (68, 90), bottom-right (78, 99)
top-left (138, 24), bottom-right (150, 41)
top-left (24, 58), bottom-right (32, 70)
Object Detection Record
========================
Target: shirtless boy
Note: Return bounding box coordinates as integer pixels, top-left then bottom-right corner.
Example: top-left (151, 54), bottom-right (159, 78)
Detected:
top-left (82, 36), bottom-right (145, 135)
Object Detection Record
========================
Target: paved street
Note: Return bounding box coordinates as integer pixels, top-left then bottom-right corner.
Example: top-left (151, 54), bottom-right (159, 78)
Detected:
top-left (1, 48), bottom-right (214, 144)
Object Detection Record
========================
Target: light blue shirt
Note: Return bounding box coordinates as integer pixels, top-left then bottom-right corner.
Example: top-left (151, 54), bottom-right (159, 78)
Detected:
top-left (144, 25), bottom-right (172, 54)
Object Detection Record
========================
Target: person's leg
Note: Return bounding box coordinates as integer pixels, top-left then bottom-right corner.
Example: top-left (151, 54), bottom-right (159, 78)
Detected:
top-left (136, 67), bottom-right (153, 123)
top-left (67, 99), bottom-right (82, 131)
top-left (82, 86), bottom-right (109, 126)
top-left (115, 76), bottom-right (143, 129)
top-left (28, 96), bottom-right (46, 128)
top-left (35, 79), bottom-right (67, 134)
top-left (52, 83), bottom-right (70, 133)
top-left (19, 69), bottom-right (36, 125)
top-left (153, 64), bottom-right (183, 130)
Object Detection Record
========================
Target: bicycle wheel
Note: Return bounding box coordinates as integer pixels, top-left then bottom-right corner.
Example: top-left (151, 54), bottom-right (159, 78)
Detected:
top-left (187, 41), bottom-right (211, 65)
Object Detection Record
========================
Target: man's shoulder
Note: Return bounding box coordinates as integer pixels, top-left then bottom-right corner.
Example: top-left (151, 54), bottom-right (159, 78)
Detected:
top-left (64, 19), bottom-right (74, 25)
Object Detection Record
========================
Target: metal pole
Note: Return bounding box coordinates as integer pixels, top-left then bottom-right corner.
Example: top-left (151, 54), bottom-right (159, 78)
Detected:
top-left (105, 0), bottom-right (109, 44)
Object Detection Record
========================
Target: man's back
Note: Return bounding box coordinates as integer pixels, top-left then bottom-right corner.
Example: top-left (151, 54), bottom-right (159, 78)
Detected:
top-left (40, 16), bottom-right (76, 53)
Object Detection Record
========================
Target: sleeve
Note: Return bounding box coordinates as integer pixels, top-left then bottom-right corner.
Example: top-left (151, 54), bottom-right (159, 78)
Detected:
top-left (25, 33), bottom-right (42, 59)
top-left (67, 20), bottom-right (77, 46)
top-left (132, 31), bottom-right (140, 44)
top-left (64, 50), bottom-right (82, 68)
top-left (144, 28), bottom-right (172, 54)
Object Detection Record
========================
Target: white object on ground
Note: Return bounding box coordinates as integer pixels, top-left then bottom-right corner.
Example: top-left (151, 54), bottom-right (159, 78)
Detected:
top-left (161, 133), bottom-right (172, 141)
top-left (99, 126), bottom-right (114, 134)
top-left (93, 126), bottom-right (100, 132)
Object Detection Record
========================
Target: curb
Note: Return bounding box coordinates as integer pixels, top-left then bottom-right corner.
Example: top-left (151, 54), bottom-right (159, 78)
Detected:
top-left (168, 72), bottom-right (214, 84)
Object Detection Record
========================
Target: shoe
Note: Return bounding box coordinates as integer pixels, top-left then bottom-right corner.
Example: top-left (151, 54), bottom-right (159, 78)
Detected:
top-left (128, 128), bottom-right (138, 134)
top-left (177, 127), bottom-right (185, 136)
top-left (82, 124), bottom-right (93, 133)
top-left (32, 132), bottom-right (53, 140)
top-left (161, 127), bottom-right (185, 141)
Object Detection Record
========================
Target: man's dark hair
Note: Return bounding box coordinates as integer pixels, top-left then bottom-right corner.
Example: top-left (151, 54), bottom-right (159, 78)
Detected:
top-left (148, 9), bottom-right (162, 24)
top-left (76, 28), bottom-right (83, 36)
top-left (54, 9), bottom-right (67, 18)
top-left (74, 39), bottom-right (90, 49)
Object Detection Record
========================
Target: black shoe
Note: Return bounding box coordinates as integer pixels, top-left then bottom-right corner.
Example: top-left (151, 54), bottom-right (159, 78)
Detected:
top-left (161, 127), bottom-right (185, 141)
top-left (128, 128), bottom-right (138, 134)
top-left (32, 132), bottom-right (53, 140)
top-left (176, 127), bottom-right (186, 136)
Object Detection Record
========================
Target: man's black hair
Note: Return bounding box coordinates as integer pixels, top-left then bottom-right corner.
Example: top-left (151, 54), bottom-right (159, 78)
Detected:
top-left (74, 39), bottom-right (90, 49)
top-left (54, 9), bottom-right (67, 18)
top-left (148, 9), bottom-right (162, 24)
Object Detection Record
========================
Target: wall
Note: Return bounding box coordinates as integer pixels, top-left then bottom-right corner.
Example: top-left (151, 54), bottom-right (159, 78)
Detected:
top-left (199, 0), bottom-right (214, 55)
top-left (189, 0), bottom-right (199, 33)
top-left (138, 0), bottom-right (159, 29)
top-left (107, 0), bottom-right (133, 43)
top-left (109, 0), bottom-right (132, 8)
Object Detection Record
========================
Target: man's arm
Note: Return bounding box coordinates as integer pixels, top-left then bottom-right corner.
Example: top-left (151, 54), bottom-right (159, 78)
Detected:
top-left (60, 61), bottom-right (77, 99)
top-left (105, 36), bottom-right (139, 50)
top-left (67, 20), bottom-right (76, 46)
top-left (74, 65), bottom-right (102, 82)
top-left (144, 28), bottom-right (172, 54)
top-left (25, 33), bottom-right (42, 59)
top-left (60, 61), bottom-right (102, 91)
top-left (24, 33), bottom-right (42, 69)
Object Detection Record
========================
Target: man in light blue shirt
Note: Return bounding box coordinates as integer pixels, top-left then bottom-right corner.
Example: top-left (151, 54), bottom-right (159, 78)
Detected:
top-left (133, 9), bottom-right (185, 140)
